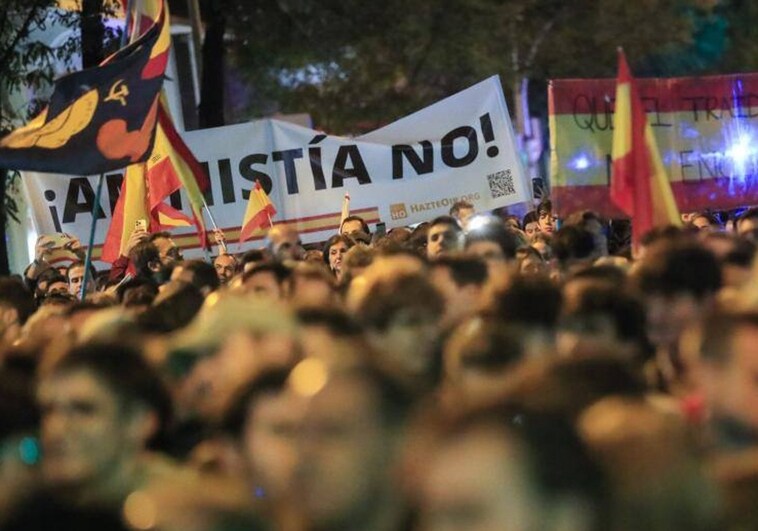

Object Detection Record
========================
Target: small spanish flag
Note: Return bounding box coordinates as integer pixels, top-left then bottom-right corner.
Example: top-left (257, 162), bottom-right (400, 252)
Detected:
top-left (240, 181), bottom-right (277, 243)
top-left (610, 49), bottom-right (681, 249)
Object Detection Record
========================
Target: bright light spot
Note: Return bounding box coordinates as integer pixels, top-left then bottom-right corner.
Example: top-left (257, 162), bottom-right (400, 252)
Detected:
top-left (466, 215), bottom-right (495, 233)
top-left (568, 152), bottom-right (593, 172)
top-left (726, 134), bottom-right (754, 166)
top-left (290, 359), bottom-right (329, 397)
top-left (573, 156), bottom-right (590, 170)
top-left (123, 491), bottom-right (157, 531)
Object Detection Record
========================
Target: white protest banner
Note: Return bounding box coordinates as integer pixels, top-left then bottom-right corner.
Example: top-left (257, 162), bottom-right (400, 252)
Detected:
top-left (23, 75), bottom-right (530, 262)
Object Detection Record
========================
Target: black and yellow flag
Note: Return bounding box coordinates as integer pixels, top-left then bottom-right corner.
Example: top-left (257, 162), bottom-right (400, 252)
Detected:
top-left (0, 0), bottom-right (170, 175)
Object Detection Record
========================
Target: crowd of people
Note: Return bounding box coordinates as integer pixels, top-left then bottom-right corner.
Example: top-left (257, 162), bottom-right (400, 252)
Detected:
top-left (2, 197), bottom-right (758, 530)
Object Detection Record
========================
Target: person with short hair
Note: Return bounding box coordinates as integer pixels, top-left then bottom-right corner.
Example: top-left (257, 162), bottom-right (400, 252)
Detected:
top-left (430, 256), bottom-right (488, 328)
top-left (224, 367), bottom-right (304, 504)
top-left (551, 225), bottom-right (596, 276)
top-left (292, 362), bottom-right (414, 531)
top-left (171, 259), bottom-right (220, 295)
top-left (449, 200), bottom-right (475, 231)
top-left (443, 316), bottom-right (526, 404)
top-left (564, 210), bottom-right (608, 258)
top-left (130, 240), bottom-right (164, 283)
top-left (340, 215), bottom-right (371, 239)
top-left (213, 253), bottom-right (238, 285)
top-left (348, 259), bottom-right (444, 390)
top-left (465, 219), bottom-right (519, 264)
top-left (241, 249), bottom-right (268, 273)
top-left (690, 212), bottom-right (720, 232)
top-left (149, 231), bottom-right (183, 266)
top-left (537, 199), bottom-right (556, 234)
top-left (36, 343), bottom-right (173, 508)
top-left (65, 261), bottom-right (97, 297)
top-left (35, 269), bottom-right (69, 301)
top-left (426, 216), bottom-right (464, 260)
top-left (633, 241), bottom-right (722, 393)
top-left (267, 225), bottom-right (303, 262)
top-left (242, 261), bottom-right (292, 300)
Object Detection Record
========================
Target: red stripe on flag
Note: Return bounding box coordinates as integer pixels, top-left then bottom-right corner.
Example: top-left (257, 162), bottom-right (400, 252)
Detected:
top-left (156, 107), bottom-right (209, 191)
top-left (549, 74), bottom-right (758, 115)
top-left (142, 50), bottom-right (169, 80)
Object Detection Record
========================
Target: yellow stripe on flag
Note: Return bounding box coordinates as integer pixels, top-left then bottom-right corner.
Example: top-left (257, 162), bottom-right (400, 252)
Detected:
top-left (645, 124), bottom-right (680, 225)
top-left (157, 211), bottom-right (192, 227)
top-left (611, 83), bottom-right (632, 161)
top-left (119, 164), bottom-right (150, 256)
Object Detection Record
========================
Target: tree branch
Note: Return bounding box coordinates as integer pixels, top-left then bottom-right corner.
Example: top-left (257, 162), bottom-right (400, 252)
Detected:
top-left (0, 1), bottom-right (46, 74)
top-left (524, 17), bottom-right (557, 70)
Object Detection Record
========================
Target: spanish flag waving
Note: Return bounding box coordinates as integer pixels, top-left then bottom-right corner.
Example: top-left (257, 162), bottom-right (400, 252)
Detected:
top-left (240, 182), bottom-right (277, 243)
top-left (0, 0), bottom-right (170, 175)
top-left (610, 49), bottom-right (681, 248)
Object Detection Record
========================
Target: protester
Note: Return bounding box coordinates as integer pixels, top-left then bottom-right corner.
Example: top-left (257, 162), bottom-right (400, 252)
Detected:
top-left (4, 190), bottom-right (758, 531)
top-left (291, 361), bottom-right (414, 531)
top-left (65, 261), bottom-right (96, 297)
top-left (223, 367), bottom-right (304, 505)
top-left (29, 344), bottom-right (173, 514)
top-left (464, 217), bottom-right (519, 264)
top-left (537, 199), bottom-right (557, 234)
top-left (430, 256), bottom-right (488, 328)
top-left (212, 253), bottom-right (238, 285)
top-left (449, 200), bottom-right (475, 231)
top-left (322, 234), bottom-right (354, 280)
top-left (426, 216), bottom-right (464, 260)
top-left (340, 215), bottom-right (371, 240)
top-left (267, 225), bottom-right (303, 262)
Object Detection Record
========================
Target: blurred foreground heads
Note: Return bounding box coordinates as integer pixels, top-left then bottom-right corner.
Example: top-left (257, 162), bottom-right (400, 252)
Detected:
top-left (36, 343), bottom-right (172, 508)
top-left (348, 256), bottom-right (444, 391)
top-left (290, 360), bottom-right (413, 531)
top-left (409, 403), bottom-right (607, 531)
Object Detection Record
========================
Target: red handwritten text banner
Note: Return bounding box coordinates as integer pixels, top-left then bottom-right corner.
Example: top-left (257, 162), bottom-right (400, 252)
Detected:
top-left (549, 73), bottom-right (758, 218)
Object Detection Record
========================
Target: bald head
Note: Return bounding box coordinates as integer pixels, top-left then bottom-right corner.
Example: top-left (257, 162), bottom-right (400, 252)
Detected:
top-left (268, 225), bottom-right (302, 261)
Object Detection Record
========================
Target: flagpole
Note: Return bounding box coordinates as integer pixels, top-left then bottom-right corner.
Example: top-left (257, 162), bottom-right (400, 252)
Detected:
top-left (131, 0), bottom-right (144, 42)
top-left (200, 198), bottom-right (228, 254)
top-left (79, 173), bottom-right (105, 301)
top-left (82, 0), bottom-right (137, 300)
top-left (122, 1), bottom-right (133, 47)
top-left (81, 0), bottom-right (143, 300)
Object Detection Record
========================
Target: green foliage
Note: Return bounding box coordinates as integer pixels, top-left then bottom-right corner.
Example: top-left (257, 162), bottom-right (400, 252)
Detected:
top-left (0, 0), bottom-right (121, 225)
top-left (226, 0), bottom-right (713, 134)
top-left (0, 0), bottom-right (75, 226)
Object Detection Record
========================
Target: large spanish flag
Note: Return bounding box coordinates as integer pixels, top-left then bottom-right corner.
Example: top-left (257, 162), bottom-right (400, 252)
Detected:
top-left (240, 182), bottom-right (277, 243)
top-left (611, 50), bottom-right (681, 248)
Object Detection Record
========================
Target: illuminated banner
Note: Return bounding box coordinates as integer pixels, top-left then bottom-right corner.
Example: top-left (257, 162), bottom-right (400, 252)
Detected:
top-left (549, 73), bottom-right (758, 217)
top-left (23, 75), bottom-right (530, 262)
